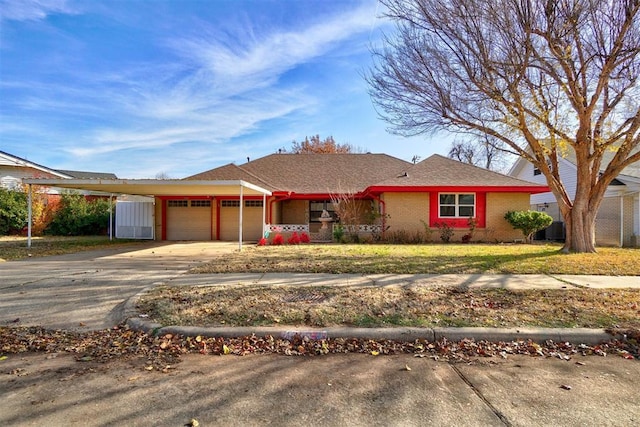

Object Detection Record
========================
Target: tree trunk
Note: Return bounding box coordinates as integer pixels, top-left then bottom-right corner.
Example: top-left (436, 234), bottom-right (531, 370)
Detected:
top-left (561, 204), bottom-right (597, 253)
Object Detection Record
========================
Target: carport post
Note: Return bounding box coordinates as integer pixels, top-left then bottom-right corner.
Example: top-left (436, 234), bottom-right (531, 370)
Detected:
top-left (262, 192), bottom-right (266, 237)
top-left (109, 194), bottom-right (113, 241)
top-left (27, 184), bottom-right (32, 248)
top-left (238, 185), bottom-right (244, 251)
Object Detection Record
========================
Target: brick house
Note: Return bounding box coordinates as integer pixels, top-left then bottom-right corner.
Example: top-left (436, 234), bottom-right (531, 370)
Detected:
top-left (178, 153), bottom-right (548, 242)
top-left (25, 152), bottom-right (548, 243)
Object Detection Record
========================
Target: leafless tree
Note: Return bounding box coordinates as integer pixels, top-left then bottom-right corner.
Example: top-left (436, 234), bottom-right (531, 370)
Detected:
top-left (367, 0), bottom-right (640, 253)
top-left (448, 135), bottom-right (512, 172)
top-left (288, 135), bottom-right (365, 154)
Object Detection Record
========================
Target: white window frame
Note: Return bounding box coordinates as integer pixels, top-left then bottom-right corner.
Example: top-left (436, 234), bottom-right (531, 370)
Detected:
top-left (438, 193), bottom-right (476, 218)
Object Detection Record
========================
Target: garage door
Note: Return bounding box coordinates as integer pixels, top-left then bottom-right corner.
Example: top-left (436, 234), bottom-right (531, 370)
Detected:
top-left (166, 199), bottom-right (212, 240)
top-left (219, 200), bottom-right (264, 241)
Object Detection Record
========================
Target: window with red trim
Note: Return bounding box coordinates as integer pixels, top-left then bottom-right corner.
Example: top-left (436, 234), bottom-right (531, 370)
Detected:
top-left (439, 193), bottom-right (475, 218)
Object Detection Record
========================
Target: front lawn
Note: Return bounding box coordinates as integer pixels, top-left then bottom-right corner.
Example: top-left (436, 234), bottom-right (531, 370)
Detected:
top-left (192, 243), bottom-right (640, 275)
top-left (137, 285), bottom-right (640, 329)
top-left (0, 236), bottom-right (148, 261)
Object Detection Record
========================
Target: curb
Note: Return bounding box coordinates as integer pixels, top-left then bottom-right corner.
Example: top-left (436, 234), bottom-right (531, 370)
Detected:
top-left (123, 288), bottom-right (614, 345)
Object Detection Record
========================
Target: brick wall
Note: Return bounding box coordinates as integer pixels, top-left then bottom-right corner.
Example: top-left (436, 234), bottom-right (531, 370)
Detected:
top-left (282, 200), bottom-right (307, 224)
top-left (382, 192), bottom-right (529, 242)
top-left (485, 193), bottom-right (531, 241)
top-left (383, 192), bottom-right (430, 235)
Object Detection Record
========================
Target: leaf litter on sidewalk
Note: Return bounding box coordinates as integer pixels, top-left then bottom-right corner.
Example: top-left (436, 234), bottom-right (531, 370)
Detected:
top-left (1, 325), bottom-right (638, 373)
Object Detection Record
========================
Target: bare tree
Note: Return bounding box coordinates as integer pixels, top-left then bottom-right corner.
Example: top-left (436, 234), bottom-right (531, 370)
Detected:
top-left (289, 135), bottom-right (365, 154)
top-left (448, 136), bottom-right (512, 172)
top-left (367, 0), bottom-right (640, 253)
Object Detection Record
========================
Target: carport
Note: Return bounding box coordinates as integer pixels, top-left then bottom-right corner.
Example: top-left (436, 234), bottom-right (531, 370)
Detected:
top-left (22, 178), bottom-right (272, 251)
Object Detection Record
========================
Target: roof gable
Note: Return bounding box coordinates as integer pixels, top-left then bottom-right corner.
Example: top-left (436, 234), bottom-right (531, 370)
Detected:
top-left (187, 153), bottom-right (412, 194)
top-left (0, 150), bottom-right (71, 179)
top-left (371, 154), bottom-right (547, 189)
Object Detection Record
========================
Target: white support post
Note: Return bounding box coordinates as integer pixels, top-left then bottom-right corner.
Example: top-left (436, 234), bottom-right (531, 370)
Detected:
top-left (262, 192), bottom-right (267, 238)
top-left (238, 185), bottom-right (244, 251)
top-left (109, 194), bottom-right (114, 241)
top-left (27, 184), bottom-right (33, 248)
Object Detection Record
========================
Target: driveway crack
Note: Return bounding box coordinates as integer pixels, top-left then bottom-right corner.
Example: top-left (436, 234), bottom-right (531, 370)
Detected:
top-left (451, 364), bottom-right (512, 427)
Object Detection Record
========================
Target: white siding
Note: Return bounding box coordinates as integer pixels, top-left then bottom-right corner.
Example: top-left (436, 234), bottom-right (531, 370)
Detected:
top-left (115, 201), bottom-right (155, 239)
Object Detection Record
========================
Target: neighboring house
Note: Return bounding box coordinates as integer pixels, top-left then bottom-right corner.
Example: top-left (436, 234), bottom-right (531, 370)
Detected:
top-left (176, 153), bottom-right (548, 242)
top-left (0, 150), bottom-right (117, 192)
top-left (509, 154), bottom-right (640, 247)
top-left (23, 152), bottom-right (549, 243)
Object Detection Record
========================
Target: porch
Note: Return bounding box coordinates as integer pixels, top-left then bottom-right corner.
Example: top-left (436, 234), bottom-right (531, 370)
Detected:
top-left (266, 224), bottom-right (384, 242)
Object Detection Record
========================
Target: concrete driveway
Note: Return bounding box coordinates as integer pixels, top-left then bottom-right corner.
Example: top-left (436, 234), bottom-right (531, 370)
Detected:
top-left (0, 242), bottom-right (238, 330)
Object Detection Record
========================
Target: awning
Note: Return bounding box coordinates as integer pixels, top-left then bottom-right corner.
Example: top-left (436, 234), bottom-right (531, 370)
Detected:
top-left (22, 178), bottom-right (272, 197)
top-left (22, 179), bottom-right (272, 250)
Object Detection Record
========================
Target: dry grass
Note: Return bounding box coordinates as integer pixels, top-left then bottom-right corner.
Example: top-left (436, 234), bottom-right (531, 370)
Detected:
top-left (137, 284), bottom-right (640, 329)
top-left (0, 236), bottom-right (147, 261)
top-left (192, 243), bottom-right (640, 275)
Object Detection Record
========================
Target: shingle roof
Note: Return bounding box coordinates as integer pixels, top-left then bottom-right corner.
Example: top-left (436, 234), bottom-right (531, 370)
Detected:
top-left (55, 169), bottom-right (118, 179)
top-left (371, 154), bottom-right (547, 188)
top-left (186, 153), bottom-right (412, 193)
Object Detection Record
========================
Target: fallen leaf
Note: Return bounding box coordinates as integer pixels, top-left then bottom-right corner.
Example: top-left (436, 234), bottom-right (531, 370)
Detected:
top-left (404, 364), bottom-right (411, 371)
top-left (371, 351), bottom-right (379, 356)
top-left (560, 384), bottom-right (572, 390)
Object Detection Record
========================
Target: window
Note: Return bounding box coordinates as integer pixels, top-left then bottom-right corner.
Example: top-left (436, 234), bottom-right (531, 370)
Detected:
top-left (190, 200), bottom-right (211, 207)
top-left (439, 193), bottom-right (475, 218)
top-left (221, 200), bottom-right (263, 207)
top-left (167, 200), bottom-right (188, 207)
top-left (309, 200), bottom-right (336, 222)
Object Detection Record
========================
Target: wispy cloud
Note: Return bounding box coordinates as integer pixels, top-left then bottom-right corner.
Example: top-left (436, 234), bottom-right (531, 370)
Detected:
top-left (0, 1), bottom-right (395, 178)
top-left (0, 0), bottom-right (78, 21)
top-left (169, 3), bottom-right (376, 90)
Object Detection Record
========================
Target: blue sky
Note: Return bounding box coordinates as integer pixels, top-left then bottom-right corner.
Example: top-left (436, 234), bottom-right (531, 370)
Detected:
top-left (0, 0), bottom-right (453, 179)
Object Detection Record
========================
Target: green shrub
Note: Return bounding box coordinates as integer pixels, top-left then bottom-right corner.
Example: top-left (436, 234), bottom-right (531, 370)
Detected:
top-left (45, 193), bottom-right (112, 236)
top-left (504, 210), bottom-right (553, 242)
top-left (0, 188), bottom-right (28, 235)
top-left (333, 224), bottom-right (345, 242)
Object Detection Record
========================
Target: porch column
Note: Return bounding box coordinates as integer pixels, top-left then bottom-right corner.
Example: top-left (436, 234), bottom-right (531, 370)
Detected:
top-left (238, 185), bottom-right (244, 251)
top-left (27, 184), bottom-right (33, 248)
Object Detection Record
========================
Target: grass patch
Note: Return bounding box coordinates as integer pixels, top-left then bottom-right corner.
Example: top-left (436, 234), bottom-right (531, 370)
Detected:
top-left (136, 285), bottom-right (640, 329)
top-left (0, 236), bottom-right (148, 261)
top-left (192, 243), bottom-right (640, 276)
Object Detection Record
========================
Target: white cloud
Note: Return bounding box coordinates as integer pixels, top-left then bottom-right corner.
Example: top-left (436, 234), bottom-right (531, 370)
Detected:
top-left (0, 0), bottom-right (78, 21)
top-left (168, 3), bottom-right (377, 90)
